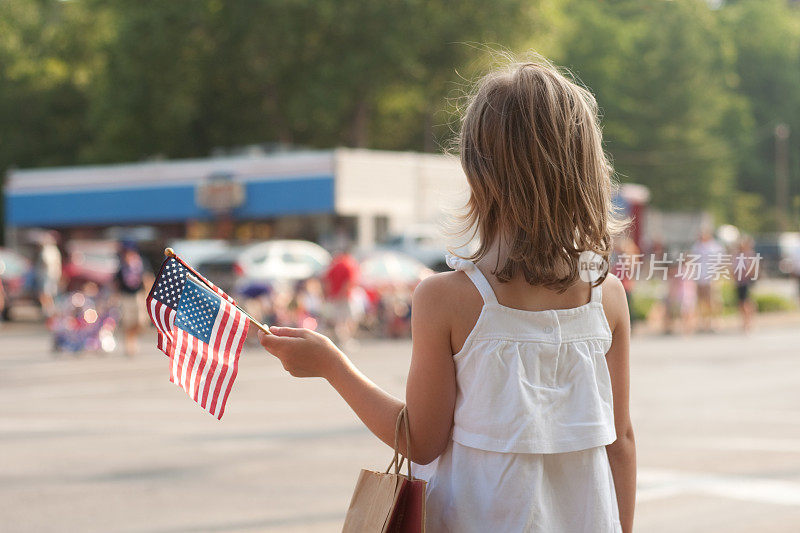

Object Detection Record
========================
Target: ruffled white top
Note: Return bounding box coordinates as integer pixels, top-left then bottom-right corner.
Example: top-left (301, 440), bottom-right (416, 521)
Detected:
top-left (415, 255), bottom-right (621, 532)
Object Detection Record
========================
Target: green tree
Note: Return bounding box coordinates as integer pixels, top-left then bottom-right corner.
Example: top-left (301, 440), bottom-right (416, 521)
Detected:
top-left (554, 0), bottom-right (751, 212)
top-left (0, 0), bottom-right (107, 242)
top-left (86, 0), bottom-right (536, 160)
top-left (722, 0), bottom-right (800, 230)
top-left (0, 0), bottom-right (103, 169)
top-left (6, 0), bottom-right (800, 240)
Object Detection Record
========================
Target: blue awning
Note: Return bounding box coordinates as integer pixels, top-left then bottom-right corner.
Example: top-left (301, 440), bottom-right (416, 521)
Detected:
top-left (6, 175), bottom-right (335, 227)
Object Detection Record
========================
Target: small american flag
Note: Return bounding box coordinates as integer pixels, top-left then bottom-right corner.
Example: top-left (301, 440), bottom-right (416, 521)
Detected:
top-left (146, 256), bottom-right (249, 419)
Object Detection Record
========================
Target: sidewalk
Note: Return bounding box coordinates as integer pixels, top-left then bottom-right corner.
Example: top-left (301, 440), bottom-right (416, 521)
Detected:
top-left (633, 310), bottom-right (800, 337)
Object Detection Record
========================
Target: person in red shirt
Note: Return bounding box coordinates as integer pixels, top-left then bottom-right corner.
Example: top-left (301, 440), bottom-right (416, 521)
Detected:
top-left (323, 251), bottom-right (360, 345)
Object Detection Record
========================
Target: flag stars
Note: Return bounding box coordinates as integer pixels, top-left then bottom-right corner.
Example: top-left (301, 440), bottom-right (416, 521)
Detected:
top-left (174, 278), bottom-right (221, 344)
top-left (152, 258), bottom-right (187, 307)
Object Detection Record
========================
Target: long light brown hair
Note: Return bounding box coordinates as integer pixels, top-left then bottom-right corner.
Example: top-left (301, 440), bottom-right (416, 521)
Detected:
top-left (456, 55), bottom-right (626, 291)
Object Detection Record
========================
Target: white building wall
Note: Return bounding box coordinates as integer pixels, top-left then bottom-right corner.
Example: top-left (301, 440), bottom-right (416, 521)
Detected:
top-left (334, 149), bottom-right (469, 248)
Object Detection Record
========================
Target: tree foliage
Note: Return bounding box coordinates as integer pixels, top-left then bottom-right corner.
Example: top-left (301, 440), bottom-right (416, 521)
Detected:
top-left (553, 0), bottom-right (752, 214)
top-left (2, 0), bottom-right (800, 234)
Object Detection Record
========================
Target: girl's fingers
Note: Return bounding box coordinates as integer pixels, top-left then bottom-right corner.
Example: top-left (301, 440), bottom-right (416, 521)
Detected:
top-left (258, 329), bottom-right (290, 349)
top-left (268, 326), bottom-right (307, 338)
top-left (258, 328), bottom-right (306, 354)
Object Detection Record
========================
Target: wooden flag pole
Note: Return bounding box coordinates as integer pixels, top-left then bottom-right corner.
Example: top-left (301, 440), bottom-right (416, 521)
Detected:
top-left (164, 248), bottom-right (271, 335)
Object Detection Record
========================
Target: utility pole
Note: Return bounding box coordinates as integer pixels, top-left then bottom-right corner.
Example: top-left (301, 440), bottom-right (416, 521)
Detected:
top-left (774, 123), bottom-right (790, 230)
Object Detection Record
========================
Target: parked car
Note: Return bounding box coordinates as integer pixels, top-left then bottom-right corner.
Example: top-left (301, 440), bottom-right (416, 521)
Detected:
top-left (167, 239), bottom-right (243, 294)
top-left (356, 250), bottom-right (433, 338)
top-left (358, 250), bottom-right (433, 292)
top-left (755, 232), bottom-right (800, 277)
top-left (379, 224), bottom-right (475, 272)
top-left (379, 225), bottom-right (449, 271)
top-left (235, 240), bottom-right (332, 284)
top-left (776, 232), bottom-right (800, 277)
top-left (0, 248), bottom-right (34, 320)
top-left (167, 239), bottom-right (235, 270)
top-left (194, 248), bottom-right (245, 296)
top-left (62, 240), bottom-right (119, 291)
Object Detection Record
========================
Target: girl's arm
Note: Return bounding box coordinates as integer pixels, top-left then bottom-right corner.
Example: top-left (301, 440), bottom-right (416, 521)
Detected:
top-left (602, 275), bottom-right (637, 533)
top-left (258, 274), bottom-right (457, 464)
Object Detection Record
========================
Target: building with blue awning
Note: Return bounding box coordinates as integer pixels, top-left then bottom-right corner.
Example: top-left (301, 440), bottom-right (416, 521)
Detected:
top-left (5, 149), bottom-right (468, 248)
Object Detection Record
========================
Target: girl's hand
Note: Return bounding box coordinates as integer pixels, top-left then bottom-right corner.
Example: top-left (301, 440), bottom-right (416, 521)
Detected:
top-left (258, 326), bottom-right (345, 379)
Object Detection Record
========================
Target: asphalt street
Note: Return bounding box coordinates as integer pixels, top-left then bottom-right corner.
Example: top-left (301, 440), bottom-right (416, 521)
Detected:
top-left (1, 321), bottom-right (800, 532)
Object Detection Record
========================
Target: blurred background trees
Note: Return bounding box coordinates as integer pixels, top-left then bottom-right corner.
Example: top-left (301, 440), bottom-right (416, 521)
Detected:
top-left (2, 0), bottom-right (800, 234)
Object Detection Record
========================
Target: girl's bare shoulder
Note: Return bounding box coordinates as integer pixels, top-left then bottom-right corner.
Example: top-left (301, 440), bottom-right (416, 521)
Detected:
top-left (412, 270), bottom-right (481, 310)
top-left (600, 273), bottom-right (630, 332)
top-left (412, 271), bottom-right (483, 354)
top-left (412, 270), bottom-right (483, 329)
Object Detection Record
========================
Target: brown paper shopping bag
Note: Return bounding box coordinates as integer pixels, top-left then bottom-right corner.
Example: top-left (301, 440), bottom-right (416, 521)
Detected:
top-left (342, 407), bottom-right (426, 533)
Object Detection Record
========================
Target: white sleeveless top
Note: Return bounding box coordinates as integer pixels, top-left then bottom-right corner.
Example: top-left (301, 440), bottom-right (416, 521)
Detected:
top-left (415, 255), bottom-right (621, 532)
top-left (446, 254), bottom-right (616, 454)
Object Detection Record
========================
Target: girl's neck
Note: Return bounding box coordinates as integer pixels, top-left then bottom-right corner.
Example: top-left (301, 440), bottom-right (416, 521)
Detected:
top-left (480, 237), bottom-right (511, 275)
top-left (479, 237), bottom-right (572, 282)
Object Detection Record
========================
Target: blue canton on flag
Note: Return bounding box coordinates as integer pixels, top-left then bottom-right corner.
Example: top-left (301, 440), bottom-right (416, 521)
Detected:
top-left (174, 278), bottom-right (221, 344)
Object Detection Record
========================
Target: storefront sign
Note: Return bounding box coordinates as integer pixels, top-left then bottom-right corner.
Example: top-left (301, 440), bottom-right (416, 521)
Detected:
top-left (196, 172), bottom-right (245, 213)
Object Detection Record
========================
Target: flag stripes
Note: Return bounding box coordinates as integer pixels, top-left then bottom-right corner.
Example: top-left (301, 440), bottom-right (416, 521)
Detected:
top-left (214, 313), bottom-right (246, 418)
top-left (193, 304), bottom-right (231, 403)
top-left (167, 299), bottom-right (247, 419)
top-left (166, 280), bottom-right (249, 419)
top-left (209, 309), bottom-right (247, 418)
top-left (148, 298), bottom-right (176, 356)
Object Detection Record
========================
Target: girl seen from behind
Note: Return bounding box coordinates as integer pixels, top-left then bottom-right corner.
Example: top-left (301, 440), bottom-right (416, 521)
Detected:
top-left (259, 55), bottom-right (636, 532)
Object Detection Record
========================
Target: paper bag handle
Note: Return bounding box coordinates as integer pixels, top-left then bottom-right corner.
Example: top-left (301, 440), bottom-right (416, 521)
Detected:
top-left (386, 406), bottom-right (413, 479)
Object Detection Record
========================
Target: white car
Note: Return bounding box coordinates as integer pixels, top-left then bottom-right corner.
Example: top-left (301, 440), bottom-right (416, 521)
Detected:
top-left (379, 225), bottom-right (477, 272)
top-left (235, 240), bottom-right (331, 284)
top-left (358, 250), bottom-right (433, 291)
top-left (168, 239), bottom-right (235, 267)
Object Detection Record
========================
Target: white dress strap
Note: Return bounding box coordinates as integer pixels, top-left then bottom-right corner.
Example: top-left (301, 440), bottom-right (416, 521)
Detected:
top-left (446, 254), bottom-right (498, 304)
top-left (590, 281), bottom-right (603, 303)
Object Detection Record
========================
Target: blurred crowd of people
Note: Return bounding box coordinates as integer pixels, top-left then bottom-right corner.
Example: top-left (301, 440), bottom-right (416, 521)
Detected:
top-left (0, 236), bottom-right (421, 356)
top-left (611, 230), bottom-right (765, 335)
top-left (0, 234), bottom-right (152, 356)
top-left (2, 226), bottom-right (799, 356)
top-left (238, 249), bottom-right (416, 349)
